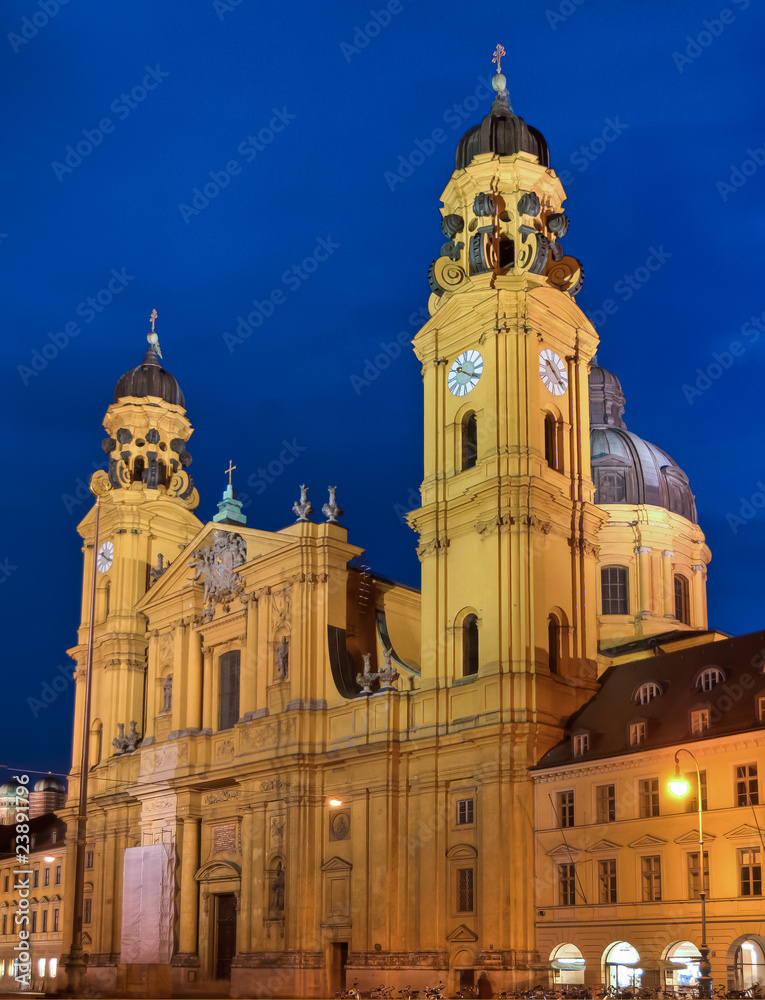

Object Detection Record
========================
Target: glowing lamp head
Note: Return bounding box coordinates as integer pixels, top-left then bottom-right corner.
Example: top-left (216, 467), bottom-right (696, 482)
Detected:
top-left (669, 763), bottom-right (690, 797)
top-left (43, 856), bottom-right (55, 863)
top-left (328, 798), bottom-right (343, 808)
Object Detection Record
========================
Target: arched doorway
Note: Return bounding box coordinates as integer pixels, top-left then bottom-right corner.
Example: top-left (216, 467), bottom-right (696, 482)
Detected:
top-left (604, 942), bottom-right (641, 990)
top-left (732, 937), bottom-right (765, 990)
top-left (550, 943), bottom-right (585, 984)
top-left (664, 941), bottom-right (701, 988)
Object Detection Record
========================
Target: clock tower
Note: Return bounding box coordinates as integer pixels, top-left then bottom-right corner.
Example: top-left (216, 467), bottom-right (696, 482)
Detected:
top-left (69, 319), bottom-right (203, 775)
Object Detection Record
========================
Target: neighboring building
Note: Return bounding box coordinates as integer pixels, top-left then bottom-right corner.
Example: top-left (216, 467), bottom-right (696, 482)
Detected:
top-left (0, 810), bottom-right (67, 994)
top-left (55, 59), bottom-right (762, 999)
top-left (533, 632), bottom-right (765, 993)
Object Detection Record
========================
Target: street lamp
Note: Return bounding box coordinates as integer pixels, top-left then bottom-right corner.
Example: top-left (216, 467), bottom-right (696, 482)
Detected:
top-left (668, 748), bottom-right (712, 999)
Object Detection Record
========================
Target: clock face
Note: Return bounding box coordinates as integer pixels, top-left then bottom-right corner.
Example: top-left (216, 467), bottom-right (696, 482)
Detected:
top-left (448, 350), bottom-right (483, 396)
top-left (97, 540), bottom-right (114, 574)
top-left (539, 349), bottom-right (568, 396)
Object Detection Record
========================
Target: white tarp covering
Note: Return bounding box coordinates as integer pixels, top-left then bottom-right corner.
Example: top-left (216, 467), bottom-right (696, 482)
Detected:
top-left (120, 843), bottom-right (175, 964)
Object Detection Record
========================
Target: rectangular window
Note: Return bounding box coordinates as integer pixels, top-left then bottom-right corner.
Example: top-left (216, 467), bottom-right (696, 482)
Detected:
top-left (601, 565), bottom-right (629, 615)
top-left (85, 851), bottom-right (94, 870)
top-left (630, 722), bottom-right (647, 746)
top-left (52, 909), bottom-right (59, 932)
top-left (639, 778), bottom-right (660, 817)
top-left (37, 958), bottom-right (45, 979)
top-left (758, 695), bottom-right (765, 723)
top-left (736, 763), bottom-right (759, 806)
top-left (687, 770), bottom-right (708, 812)
top-left (218, 649), bottom-right (241, 731)
top-left (674, 574), bottom-right (690, 624)
top-left (43, 868), bottom-right (49, 887)
top-left (691, 709), bottom-right (709, 734)
top-left (557, 790), bottom-right (575, 828)
top-left (33, 869), bottom-right (39, 888)
top-left (2, 874), bottom-right (7, 893)
top-left (55, 865), bottom-right (61, 886)
top-left (573, 733), bottom-right (589, 756)
top-left (687, 851), bottom-right (709, 898)
top-left (49, 958), bottom-right (57, 977)
top-left (598, 859), bottom-right (617, 903)
top-left (2, 914), bottom-right (6, 936)
top-left (740, 848), bottom-right (762, 896)
top-left (456, 868), bottom-right (474, 912)
top-left (84, 898), bottom-right (92, 924)
top-left (596, 784), bottom-right (616, 823)
top-left (30, 911), bottom-right (36, 934)
top-left (42, 911), bottom-right (48, 933)
top-left (641, 855), bottom-right (662, 901)
top-left (456, 798), bottom-right (474, 825)
top-left (558, 863), bottom-right (576, 906)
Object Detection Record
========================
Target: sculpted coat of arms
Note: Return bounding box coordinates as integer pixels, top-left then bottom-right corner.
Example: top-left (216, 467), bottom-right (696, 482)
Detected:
top-left (189, 530), bottom-right (247, 618)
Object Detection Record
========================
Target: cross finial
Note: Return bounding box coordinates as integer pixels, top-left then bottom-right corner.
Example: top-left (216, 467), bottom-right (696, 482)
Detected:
top-left (492, 44), bottom-right (505, 75)
top-left (150, 308), bottom-right (158, 332)
top-left (225, 460), bottom-right (236, 487)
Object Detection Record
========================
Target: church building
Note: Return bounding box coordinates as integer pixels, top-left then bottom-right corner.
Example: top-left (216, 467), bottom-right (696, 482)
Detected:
top-left (57, 55), bottom-right (765, 998)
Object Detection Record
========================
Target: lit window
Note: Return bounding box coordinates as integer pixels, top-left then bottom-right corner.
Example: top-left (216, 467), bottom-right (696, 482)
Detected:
top-left (739, 848), bottom-right (762, 896)
top-left (691, 709), bottom-right (710, 734)
top-left (558, 863), bottom-right (576, 906)
top-left (557, 790), bottom-right (575, 828)
top-left (686, 771), bottom-right (708, 812)
top-left (462, 615), bottom-right (479, 677)
top-left (674, 574), bottom-right (690, 624)
top-left (687, 851), bottom-right (709, 898)
top-left (596, 784), bottom-right (616, 823)
top-left (456, 868), bottom-right (474, 912)
top-left (601, 566), bottom-right (629, 615)
top-left (598, 859), bottom-right (617, 903)
top-left (759, 696), bottom-right (765, 723)
top-left (573, 734), bottom-right (589, 756)
top-left (37, 958), bottom-right (45, 978)
top-left (49, 958), bottom-right (57, 977)
top-left (630, 722), bottom-right (646, 746)
top-left (0, 959), bottom-right (4, 975)
top-left (736, 764), bottom-right (759, 807)
top-left (641, 855), bottom-right (662, 901)
top-left (639, 778), bottom-right (660, 818)
top-left (697, 667), bottom-right (724, 692)
top-left (456, 799), bottom-right (474, 825)
top-left (635, 682), bottom-right (661, 705)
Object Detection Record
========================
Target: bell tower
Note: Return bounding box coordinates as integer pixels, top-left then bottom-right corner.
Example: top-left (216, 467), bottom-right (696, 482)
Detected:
top-left (409, 53), bottom-right (607, 716)
top-left (69, 315), bottom-right (203, 769)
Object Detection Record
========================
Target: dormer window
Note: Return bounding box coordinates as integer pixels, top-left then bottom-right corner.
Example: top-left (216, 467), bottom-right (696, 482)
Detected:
top-left (634, 682), bottom-right (662, 705)
top-left (696, 667), bottom-right (724, 692)
top-left (691, 709), bottom-right (710, 734)
top-left (573, 733), bottom-right (589, 756)
top-left (629, 722), bottom-right (646, 746)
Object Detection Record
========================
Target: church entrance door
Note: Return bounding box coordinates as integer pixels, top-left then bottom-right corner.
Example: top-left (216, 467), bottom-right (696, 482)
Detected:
top-left (214, 893), bottom-right (237, 979)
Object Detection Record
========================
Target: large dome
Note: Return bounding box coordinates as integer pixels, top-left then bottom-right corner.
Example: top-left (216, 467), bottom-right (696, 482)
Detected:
top-left (33, 776), bottom-right (66, 793)
top-left (114, 346), bottom-right (185, 407)
top-left (455, 94), bottom-right (550, 170)
top-left (589, 363), bottom-right (698, 523)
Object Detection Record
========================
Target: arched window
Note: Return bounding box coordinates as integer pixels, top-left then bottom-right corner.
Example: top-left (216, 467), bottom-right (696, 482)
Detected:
top-left (734, 938), bottom-right (765, 991)
top-left (550, 943), bottom-right (585, 985)
top-left (461, 412), bottom-right (477, 470)
top-left (696, 667), bottom-right (724, 692)
top-left (634, 682), bottom-right (662, 705)
top-left (218, 650), bottom-right (241, 730)
top-left (604, 942), bottom-right (641, 990)
top-left (462, 615), bottom-right (479, 676)
top-left (548, 614), bottom-right (560, 673)
top-left (664, 941), bottom-right (702, 988)
top-left (674, 574), bottom-right (690, 624)
top-left (601, 566), bottom-right (629, 615)
top-left (544, 414), bottom-right (563, 471)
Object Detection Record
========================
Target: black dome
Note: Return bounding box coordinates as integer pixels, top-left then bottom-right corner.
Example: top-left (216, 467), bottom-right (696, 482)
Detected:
top-left (114, 347), bottom-right (185, 407)
top-left (455, 96), bottom-right (550, 170)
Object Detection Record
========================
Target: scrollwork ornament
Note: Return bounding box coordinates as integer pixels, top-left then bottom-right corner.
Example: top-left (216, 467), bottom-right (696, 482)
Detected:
top-left (517, 227), bottom-right (549, 274)
top-left (473, 192), bottom-right (496, 217)
top-left (546, 255), bottom-right (584, 295)
top-left (431, 256), bottom-right (467, 292)
top-left (168, 470), bottom-right (190, 497)
top-left (517, 192), bottom-right (541, 217)
top-left (547, 212), bottom-right (570, 237)
top-left (441, 213), bottom-right (464, 239)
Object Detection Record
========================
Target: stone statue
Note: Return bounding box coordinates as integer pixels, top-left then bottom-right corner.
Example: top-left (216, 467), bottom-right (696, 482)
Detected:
top-left (162, 675), bottom-right (173, 712)
top-left (276, 636), bottom-right (289, 679)
top-left (292, 485), bottom-right (313, 522)
top-left (271, 862), bottom-right (285, 913)
top-left (321, 486), bottom-right (343, 524)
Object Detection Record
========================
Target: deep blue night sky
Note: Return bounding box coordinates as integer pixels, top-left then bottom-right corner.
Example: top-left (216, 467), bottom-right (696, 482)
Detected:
top-left (2, 0), bottom-right (764, 777)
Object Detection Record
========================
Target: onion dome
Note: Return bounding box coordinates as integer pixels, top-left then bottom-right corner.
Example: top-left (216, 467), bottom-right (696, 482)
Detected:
top-left (455, 82), bottom-right (550, 170)
top-left (589, 363), bottom-right (698, 523)
top-left (33, 777), bottom-right (66, 793)
top-left (114, 345), bottom-right (185, 407)
top-left (0, 782), bottom-right (16, 797)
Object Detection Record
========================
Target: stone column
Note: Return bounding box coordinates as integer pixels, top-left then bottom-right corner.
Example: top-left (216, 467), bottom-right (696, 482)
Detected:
top-left (661, 550), bottom-right (674, 618)
top-left (635, 546), bottom-right (652, 617)
top-left (238, 807), bottom-right (254, 953)
top-left (178, 817), bottom-right (199, 955)
top-left (692, 564), bottom-right (706, 627)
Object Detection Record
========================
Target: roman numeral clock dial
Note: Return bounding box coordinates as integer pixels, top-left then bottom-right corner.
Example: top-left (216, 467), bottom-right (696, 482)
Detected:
top-left (539, 348), bottom-right (568, 396)
top-left (448, 350), bottom-right (483, 396)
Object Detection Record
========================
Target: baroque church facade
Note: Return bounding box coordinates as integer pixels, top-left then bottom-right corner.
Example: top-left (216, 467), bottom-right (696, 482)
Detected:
top-left (57, 63), bottom-right (765, 998)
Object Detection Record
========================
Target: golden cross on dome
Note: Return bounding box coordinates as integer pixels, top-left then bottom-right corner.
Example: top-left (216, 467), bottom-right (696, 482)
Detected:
top-left (225, 460), bottom-right (236, 486)
top-left (492, 44), bottom-right (505, 74)
top-left (150, 308), bottom-right (158, 332)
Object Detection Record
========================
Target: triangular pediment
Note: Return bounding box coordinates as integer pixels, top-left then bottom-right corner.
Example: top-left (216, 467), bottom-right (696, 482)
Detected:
top-left (547, 843), bottom-right (580, 861)
top-left (588, 839), bottom-right (622, 853)
top-left (628, 834), bottom-right (667, 849)
top-left (675, 830), bottom-right (716, 845)
top-left (194, 859), bottom-right (241, 883)
top-left (321, 855), bottom-right (353, 873)
top-left (725, 823), bottom-right (761, 840)
top-left (446, 924), bottom-right (478, 943)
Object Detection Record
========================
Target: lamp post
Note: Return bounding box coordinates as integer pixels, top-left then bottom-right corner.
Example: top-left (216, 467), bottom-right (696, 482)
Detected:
top-left (668, 748), bottom-right (712, 1000)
